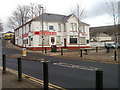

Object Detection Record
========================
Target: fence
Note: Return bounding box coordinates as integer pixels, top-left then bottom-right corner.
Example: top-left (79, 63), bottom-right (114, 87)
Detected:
top-left (2, 54), bottom-right (103, 90)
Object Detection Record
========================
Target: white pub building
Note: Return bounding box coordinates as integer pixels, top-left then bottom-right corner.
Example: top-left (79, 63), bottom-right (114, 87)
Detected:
top-left (15, 13), bottom-right (90, 51)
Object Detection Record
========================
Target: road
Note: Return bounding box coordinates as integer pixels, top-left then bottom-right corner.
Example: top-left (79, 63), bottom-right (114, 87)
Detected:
top-left (2, 40), bottom-right (118, 89)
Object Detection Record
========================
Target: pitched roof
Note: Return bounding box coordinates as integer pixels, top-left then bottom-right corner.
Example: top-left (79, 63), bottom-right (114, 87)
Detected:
top-left (15, 13), bottom-right (89, 31)
top-left (96, 33), bottom-right (111, 37)
top-left (90, 25), bottom-right (118, 36)
top-left (33, 13), bottom-right (69, 22)
top-left (33, 13), bottom-right (89, 25)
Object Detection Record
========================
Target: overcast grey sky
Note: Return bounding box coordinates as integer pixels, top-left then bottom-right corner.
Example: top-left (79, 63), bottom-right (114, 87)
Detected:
top-left (0, 0), bottom-right (119, 31)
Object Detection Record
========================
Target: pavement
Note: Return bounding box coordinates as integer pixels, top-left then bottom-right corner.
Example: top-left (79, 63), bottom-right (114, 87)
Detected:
top-left (2, 69), bottom-right (43, 89)
top-left (6, 40), bottom-right (119, 64)
top-left (1, 40), bottom-right (43, 89)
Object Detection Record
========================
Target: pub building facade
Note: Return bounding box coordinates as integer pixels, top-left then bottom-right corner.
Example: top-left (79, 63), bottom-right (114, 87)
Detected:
top-left (15, 13), bottom-right (90, 51)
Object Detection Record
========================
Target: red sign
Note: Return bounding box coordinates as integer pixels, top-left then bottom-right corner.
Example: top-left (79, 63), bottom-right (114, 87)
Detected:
top-left (34, 31), bottom-right (57, 35)
top-left (80, 32), bottom-right (88, 36)
top-left (22, 33), bottom-right (28, 38)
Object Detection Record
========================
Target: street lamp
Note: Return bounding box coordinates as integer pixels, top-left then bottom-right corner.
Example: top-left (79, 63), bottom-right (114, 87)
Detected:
top-left (41, 7), bottom-right (44, 53)
top-left (39, 6), bottom-right (44, 53)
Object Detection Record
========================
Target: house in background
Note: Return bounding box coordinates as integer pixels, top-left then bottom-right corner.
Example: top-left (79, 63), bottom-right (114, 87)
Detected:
top-left (14, 13), bottom-right (90, 51)
top-left (89, 25), bottom-right (118, 47)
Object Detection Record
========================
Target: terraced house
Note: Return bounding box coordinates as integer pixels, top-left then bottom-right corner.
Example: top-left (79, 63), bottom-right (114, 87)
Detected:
top-left (14, 13), bottom-right (90, 51)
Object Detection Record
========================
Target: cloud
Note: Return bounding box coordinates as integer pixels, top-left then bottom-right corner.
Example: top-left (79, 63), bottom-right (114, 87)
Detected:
top-left (86, 1), bottom-right (118, 19)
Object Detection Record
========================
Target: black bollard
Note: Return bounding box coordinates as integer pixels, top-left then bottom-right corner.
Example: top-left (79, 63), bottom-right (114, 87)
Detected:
top-left (84, 50), bottom-right (88, 55)
top-left (18, 57), bottom-right (22, 81)
top-left (96, 47), bottom-right (98, 52)
top-left (61, 47), bottom-right (63, 55)
top-left (2, 54), bottom-right (6, 73)
top-left (43, 61), bottom-right (49, 90)
top-left (80, 50), bottom-right (83, 57)
top-left (45, 47), bottom-right (47, 53)
top-left (114, 49), bottom-right (117, 61)
top-left (96, 68), bottom-right (103, 89)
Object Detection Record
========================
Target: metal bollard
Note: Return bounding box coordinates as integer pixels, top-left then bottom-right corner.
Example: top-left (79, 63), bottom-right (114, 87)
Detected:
top-left (45, 47), bottom-right (47, 53)
top-left (80, 50), bottom-right (83, 57)
top-left (114, 49), bottom-right (117, 61)
top-left (2, 54), bottom-right (6, 73)
top-left (61, 47), bottom-right (63, 55)
top-left (42, 61), bottom-right (49, 90)
top-left (18, 57), bottom-right (22, 81)
top-left (96, 47), bottom-right (98, 52)
top-left (96, 68), bottom-right (103, 89)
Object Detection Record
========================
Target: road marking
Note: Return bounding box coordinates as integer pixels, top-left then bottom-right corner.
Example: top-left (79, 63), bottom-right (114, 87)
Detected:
top-left (57, 56), bottom-right (119, 64)
top-left (53, 62), bottom-right (99, 71)
top-left (0, 66), bottom-right (65, 90)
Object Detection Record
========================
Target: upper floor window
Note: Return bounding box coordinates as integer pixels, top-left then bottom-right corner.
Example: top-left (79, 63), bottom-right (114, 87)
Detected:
top-left (82, 26), bottom-right (85, 32)
top-left (71, 23), bottom-right (77, 31)
top-left (49, 26), bottom-right (54, 30)
top-left (58, 24), bottom-right (61, 31)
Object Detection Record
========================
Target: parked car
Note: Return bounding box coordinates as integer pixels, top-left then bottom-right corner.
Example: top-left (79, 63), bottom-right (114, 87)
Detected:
top-left (115, 43), bottom-right (120, 48)
top-left (105, 43), bottom-right (120, 48)
top-left (105, 43), bottom-right (115, 48)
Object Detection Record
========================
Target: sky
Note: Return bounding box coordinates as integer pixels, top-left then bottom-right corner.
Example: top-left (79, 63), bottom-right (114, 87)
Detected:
top-left (0, 0), bottom-right (119, 32)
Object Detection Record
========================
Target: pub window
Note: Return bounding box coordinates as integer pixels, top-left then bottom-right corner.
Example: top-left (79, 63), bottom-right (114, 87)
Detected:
top-left (86, 40), bottom-right (89, 44)
top-left (82, 26), bottom-right (85, 32)
top-left (49, 26), bottom-right (54, 30)
top-left (80, 37), bottom-right (86, 44)
top-left (31, 38), bottom-right (33, 41)
top-left (70, 38), bottom-right (77, 44)
top-left (74, 23), bottom-right (77, 31)
top-left (71, 23), bottom-right (74, 31)
top-left (51, 37), bottom-right (55, 43)
top-left (56, 36), bottom-right (61, 44)
top-left (44, 36), bottom-right (49, 45)
top-left (58, 24), bottom-right (61, 31)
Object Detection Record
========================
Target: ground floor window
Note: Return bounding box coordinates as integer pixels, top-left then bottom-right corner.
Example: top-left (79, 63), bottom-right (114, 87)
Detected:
top-left (56, 36), bottom-right (61, 44)
top-left (23, 39), bottom-right (28, 44)
top-left (70, 38), bottom-right (77, 44)
top-left (79, 37), bottom-right (86, 44)
top-left (44, 36), bottom-right (49, 45)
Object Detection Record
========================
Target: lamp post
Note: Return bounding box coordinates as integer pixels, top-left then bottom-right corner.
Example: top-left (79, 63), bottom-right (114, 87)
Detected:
top-left (41, 7), bottom-right (44, 53)
top-left (39, 6), bottom-right (44, 53)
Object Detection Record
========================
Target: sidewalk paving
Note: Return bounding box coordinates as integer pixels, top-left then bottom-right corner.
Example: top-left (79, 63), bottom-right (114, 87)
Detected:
top-left (6, 40), bottom-right (119, 64)
top-left (2, 69), bottom-right (43, 89)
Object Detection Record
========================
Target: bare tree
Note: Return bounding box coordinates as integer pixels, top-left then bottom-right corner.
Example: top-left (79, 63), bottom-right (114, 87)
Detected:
top-left (7, 3), bottom-right (45, 29)
top-left (105, 0), bottom-right (119, 61)
top-left (30, 3), bottom-right (45, 18)
top-left (7, 5), bottom-right (30, 29)
top-left (70, 4), bottom-right (86, 50)
top-left (105, 0), bottom-right (119, 25)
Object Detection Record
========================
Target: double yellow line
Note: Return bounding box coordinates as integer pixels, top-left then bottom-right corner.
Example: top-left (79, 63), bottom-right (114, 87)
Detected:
top-left (0, 66), bottom-right (65, 90)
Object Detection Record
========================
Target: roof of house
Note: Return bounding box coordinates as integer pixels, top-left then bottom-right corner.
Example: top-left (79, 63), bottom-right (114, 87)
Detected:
top-left (33, 13), bottom-right (70, 22)
top-left (15, 13), bottom-right (89, 30)
top-left (90, 25), bottom-right (118, 36)
top-left (96, 33), bottom-right (111, 37)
